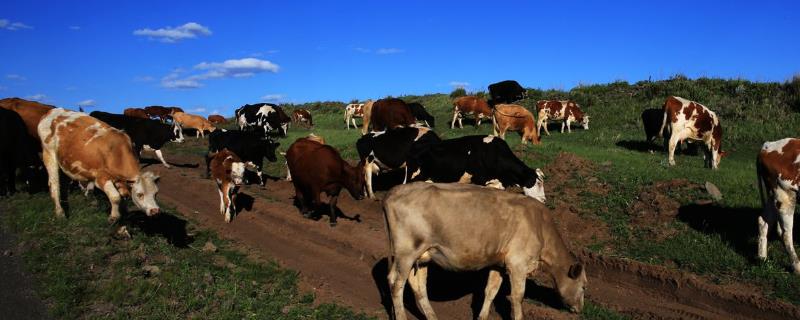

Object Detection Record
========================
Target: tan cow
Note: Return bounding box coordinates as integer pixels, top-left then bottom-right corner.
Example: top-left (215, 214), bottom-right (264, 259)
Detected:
top-left (344, 103), bottom-right (365, 130)
top-left (360, 99), bottom-right (375, 135)
top-left (0, 97), bottom-right (55, 140)
top-left (757, 138), bottom-right (800, 273)
top-left (451, 96), bottom-right (492, 129)
top-left (536, 100), bottom-right (589, 136)
top-left (210, 149), bottom-right (247, 223)
top-left (37, 108), bottom-right (160, 223)
top-left (384, 182), bottom-right (586, 320)
top-left (492, 104), bottom-right (540, 145)
top-left (659, 96), bottom-right (725, 169)
top-left (172, 111), bottom-right (217, 138)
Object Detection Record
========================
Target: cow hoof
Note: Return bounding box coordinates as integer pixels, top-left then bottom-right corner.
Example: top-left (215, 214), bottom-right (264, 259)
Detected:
top-left (302, 212), bottom-right (313, 219)
top-left (329, 221), bottom-right (337, 227)
top-left (107, 216), bottom-right (120, 225)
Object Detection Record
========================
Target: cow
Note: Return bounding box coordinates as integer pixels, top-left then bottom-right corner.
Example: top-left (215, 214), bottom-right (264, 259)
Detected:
top-left (285, 137), bottom-right (366, 226)
top-left (659, 96), bottom-right (725, 169)
top-left (291, 108), bottom-right (313, 128)
top-left (757, 138), bottom-right (800, 274)
top-left (171, 111), bottom-right (216, 138)
top-left (0, 97), bottom-right (55, 140)
top-left (143, 106), bottom-right (173, 122)
top-left (235, 103), bottom-right (291, 137)
top-left (356, 127), bottom-right (441, 198)
top-left (209, 149), bottom-right (248, 223)
top-left (122, 108), bottom-right (148, 119)
top-left (89, 111), bottom-right (184, 168)
top-left (360, 100), bottom-right (376, 135)
top-left (285, 134), bottom-right (325, 181)
top-left (406, 102), bottom-right (435, 128)
top-left (641, 108), bottom-right (665, 143)
top-left (368, 98), bottom-right (416, 132)
top-left (414, 135), bottom-right (546, 202)
top-left (344, 103), bottom-right (365, 130)
top-left (0, 109), bottom-right (40, 196)
top-left (206, 130), bottom-right (280, 186)
top-left (536, 100), bottom-right (590, 135)
top-left (37, 108), bottom-right (160, 223)
top-left (488, 80), bottom-right (526, 106)
top-left (384, 182), bottom-right (587, 320)
top-left (492, 104), bottom-right (540, 145)
top-left (451, 96), bottom-right (492, 129)
top-left (208, 114), bottom-right (226, 125)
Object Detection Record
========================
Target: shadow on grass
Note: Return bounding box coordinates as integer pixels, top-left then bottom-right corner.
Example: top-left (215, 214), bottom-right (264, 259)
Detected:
top-left (676, 204), bottom-right (768, 260)
top-left (122, 210), bottom-right (194, 248)
top-left (616, 139), bottom-right (700, 155)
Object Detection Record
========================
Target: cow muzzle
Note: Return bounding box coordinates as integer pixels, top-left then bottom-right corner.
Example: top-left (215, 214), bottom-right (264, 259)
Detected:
top-left (147, 207), bottom-right (160, 216)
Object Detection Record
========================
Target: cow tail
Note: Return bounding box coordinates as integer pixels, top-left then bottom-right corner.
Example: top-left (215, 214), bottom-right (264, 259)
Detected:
top-left (491, 109), bottom-right (498, 136)
top-left (658, 107), bottom-right (668, 138)
top-left (382, 204), bottom-right (395, 267)
top-left (756, 155), bottom-right (769, 211)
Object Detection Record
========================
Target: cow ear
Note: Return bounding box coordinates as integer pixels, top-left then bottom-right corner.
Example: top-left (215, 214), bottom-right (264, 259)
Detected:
top-left (568, 263), bottom-right (583, 279)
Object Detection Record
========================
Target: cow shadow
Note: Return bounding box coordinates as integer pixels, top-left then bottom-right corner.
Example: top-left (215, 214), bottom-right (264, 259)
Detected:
top-left (676, 204), bottom-right (764, 259)
top-left (140, 158), bottom-right (199, 169)
top-left (291, 196), bottom-right (362, 224)
top-left (234, 192), bottom-right (255, 214)
top-left (371, 258), bottom-right (565, 319)
top-left (616, 139), bottom-right (700, 155)
top-left (121, 210), bottom-right (193, 248)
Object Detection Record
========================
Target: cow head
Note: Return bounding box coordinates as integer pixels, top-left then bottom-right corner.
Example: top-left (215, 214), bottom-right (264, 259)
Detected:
top-left (522, 168), bottom-right (546, 203)
top-left (346, 160), bottom-right (368, 200)
top-left (279, 122), bottom-right (289, 137)
top-left (131, 171), bottom-right (160, 216)
top-left (557, 262), bottom-right (587, 313)
top-left (230, 161), bottom-right (246, 185)
top-left (579, 115), bottom-right (589, 130)
top-left (261, 139), bottom-right (280, 162)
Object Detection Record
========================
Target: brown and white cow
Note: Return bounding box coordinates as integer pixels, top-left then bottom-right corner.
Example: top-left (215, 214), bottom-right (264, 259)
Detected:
top-left (344, 102), bottom-right (365, 130)
top-left (37, 108), bottom-right (160, 223)
top-left (291, 108), bottom-right (313, 128)
top-left (451, 96), bottom-right (492, 129)
top-left (536, 100), bottom-right (589, 136)
top-left (210, 149), bottom-right (247, 223)
top-left (172, 111), bottom-right (217, 138)
top-left (384, 182), bottom-right (586, 320)
top-left (207, 114), bottom-right (226, 124)
top-left (757, 138), bottom-right (800, 273)
top-left (0, 97), bottom-right (55, 140)
top-left (123, 108), bottom-right (150, 119)
top-left (492, 104), bottom-right (540, 145)
top-left (659, 96), bottom-right (725, 169)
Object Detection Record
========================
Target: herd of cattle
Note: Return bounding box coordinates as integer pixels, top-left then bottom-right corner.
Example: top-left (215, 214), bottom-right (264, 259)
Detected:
top-left (1, 78), bottom-right (799, 319)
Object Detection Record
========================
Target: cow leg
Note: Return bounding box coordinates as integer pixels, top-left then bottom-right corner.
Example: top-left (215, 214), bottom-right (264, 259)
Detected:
top-left (285, 162), bottom-right (292, 181)
top-left (477, 269), bottom-right (503, 320)
top-left (42, 149), bottom-right (65, 218)
top-left (667, 128), bottom-right (687, 166)
top-left (154, 149), bottom-right (171, 168)
top-left (407, 264), bottom-right (436, 320)
top-left (507, 265), bottom-right (528, 320)
top-left (295, 187), bottom-right (309, 216)
top-left (388, 256), bottom-right (415, 320)
top-left (775, 188), bottom-right (800, 273)
top-left (99, 178), bottom-right (123, 224)
top-left (328, 191), bottom-right (340, 226)
top-left (758, 204), bottom-right (775, 261)
top-left (217, 184), bottom-right (225, 216)
top-left (365, 162), bottom-right (377, 199)
top-left (225, 183), bottom-right (236, 223)
top-left (476, 116), bottom-right (482, 127)
top-left (351, 118), bottom-right (358, 130)
top-left (451, 111), bottom-right (458, 129)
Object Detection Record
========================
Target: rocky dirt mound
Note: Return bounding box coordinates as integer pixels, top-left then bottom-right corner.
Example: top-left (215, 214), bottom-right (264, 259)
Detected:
top-left (627, 179), bottom-right (706, 240)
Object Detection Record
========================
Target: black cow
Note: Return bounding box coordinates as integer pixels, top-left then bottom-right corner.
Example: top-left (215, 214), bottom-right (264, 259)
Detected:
top-left (488, 80), bottom-right (526, 106)
top-left (90, 111), bottom-right (184, 168)
top-left (0, 108), bottom-right (40, 196)
top-left (413, 135), bottom-right (545, 202)
top-left (406, 102), bottom-right (436, 128)
top-left (356, 127), bottom-right (441, 198)
top-left (206, 130), bottom-right (280, 186)
top-left (641, 108), bottom-right (665, 143)
top-left (234, 103), bottom-right (291, 137)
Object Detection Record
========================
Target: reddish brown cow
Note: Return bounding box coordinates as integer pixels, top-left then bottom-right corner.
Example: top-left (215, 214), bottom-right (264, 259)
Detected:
top-left (144, 106), bottom-right (172, 122)
top-left (368, 98), bottom-right (416, 132)
top-left (451, 96), bottom-right (492, 129)
top-left (0, 97), bottom-right (55, 140)
top-left (210, 149), bottom-right (247, 223)
top-left (208, 114), bottom-right (226, 124)
top-left (123, 108), bottom-right (150, 119)
top-left (757, 138), bottom-right (800, 273)
top-left (536, 100), bottom-right (589, 135)
top-left (659, 96), bottom-right (725, 169)
top-left (291, 108), bottom-right (313, 128)
top-left (285, 134), bottom-right (326, 181)
top-left (493, 104), bottom-right (540, 145)
top-left (285, 137), bottom-right (366, 226)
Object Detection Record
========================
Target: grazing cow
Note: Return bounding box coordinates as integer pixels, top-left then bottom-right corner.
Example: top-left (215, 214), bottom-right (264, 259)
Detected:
top-left (38, 108), bottom-right (160, 223)
top-left (360, 100), bottom-right (376, 135)
top-left (291, 108), bottom-right (313, 128)
top-left (488, 80), bottom-right (526, 106)
top-left (384, 182), bottom-right (587, 320)
top-left (659, 96), bottom-right (725, 169)
top-left (641, 108), bottom-right (665, 143)
top-left (344, 103), bottom-right (365, 130)
top-left (368, 98), bottom-right (416, 132)
top-left (206, 130), bottom-right (280, 186)
top-left (536, 100), bottom-right (590, 135)
top-left (0, 109), bottom-right (40, 196)
top-left (123, 108), bottom-right (150, 119)
top-left (492, 104), bottom-right (540, 145)
top-left (757, 138), bottom-right (800, 274)
top-left (285, 134), bottom-right (325, 181)
top-left (356, 127), bottom-right (441, 198)
top-left (451, 96), bottom-right (492, 129)
top-left (143, 106), bottom-right (172, 122)
top-left (235, 103), bottom-right (291, 137)
top-left (210, 149), bottom-right (247, 223)
top-left (0, 97), bottom-right (55, 140)
top-left (89, 111), bottom-right (184, 168)
top-left (172, 111), bottom-right (216, 138)
top-left (286, 137), bottom-right (366, 226)
top-left (414, 135), bottom-right (546, 202)
top-left (406, 102), bottom-right (435, 128)
top-left (208, 114), bottom-right (226, 124)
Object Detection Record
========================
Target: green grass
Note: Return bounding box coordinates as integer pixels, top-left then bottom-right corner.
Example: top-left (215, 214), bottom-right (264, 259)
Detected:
top-left (0, 191), bottom-right (372, 320)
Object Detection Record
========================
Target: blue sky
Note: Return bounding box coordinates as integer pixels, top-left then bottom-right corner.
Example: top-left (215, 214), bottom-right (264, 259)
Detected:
top-left (1, 0), bottom-right (798, 116)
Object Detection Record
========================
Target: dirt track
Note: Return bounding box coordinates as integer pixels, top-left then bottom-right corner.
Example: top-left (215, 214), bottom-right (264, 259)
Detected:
top-left (146, 154), bottom-right (800, 320)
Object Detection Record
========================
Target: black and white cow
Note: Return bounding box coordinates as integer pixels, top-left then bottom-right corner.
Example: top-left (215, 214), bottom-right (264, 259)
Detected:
top-left (488, 80), bottom-right (526, 106)
top-left (206, 130), bottom-right (280, 186)
top-left (0, 108), bottom-right (40, 196)
top-left (406, 102), bottom-right (436, 128)
top-left (413, 135), bottom-right (545, 202)
top-left (356, 127), bottom-right (441, 198)
top-left (90, 111), bottom-right (184, 168)
top-left (235, 103), bottom-right (291, 137)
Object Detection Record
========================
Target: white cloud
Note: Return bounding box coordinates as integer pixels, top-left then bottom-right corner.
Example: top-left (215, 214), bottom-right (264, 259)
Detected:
top-left (189, 107), bottom-right (206, 113)
top-left (26, 94), bottom-right (47, 101)
top-left (6, 74), bottom-right (26, 81)
top-left (77, 99), bottom-right (95, 107)
top-left (0, 19), bottom-right (33, 31)
top-left (161, 58), bottom-right (279, 89)
top-left (376, 48), bottom-right (404, 55)
top-left (133, 75), bottom-right (155, 82)
top-left (161, 69), bottom-right (202, 89)
top-left (69, 26), bottom-right (80, 30)
top-left (210, 109), bottom-right (220, 115)
top-left (449, 81), bottom-right (469, 89)
top-left (261, 94), bottom-right (285, 102)
top-left (133, 22), bottom-right (211, 43)
top-left (354, 47), bottom-right (371, 53)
